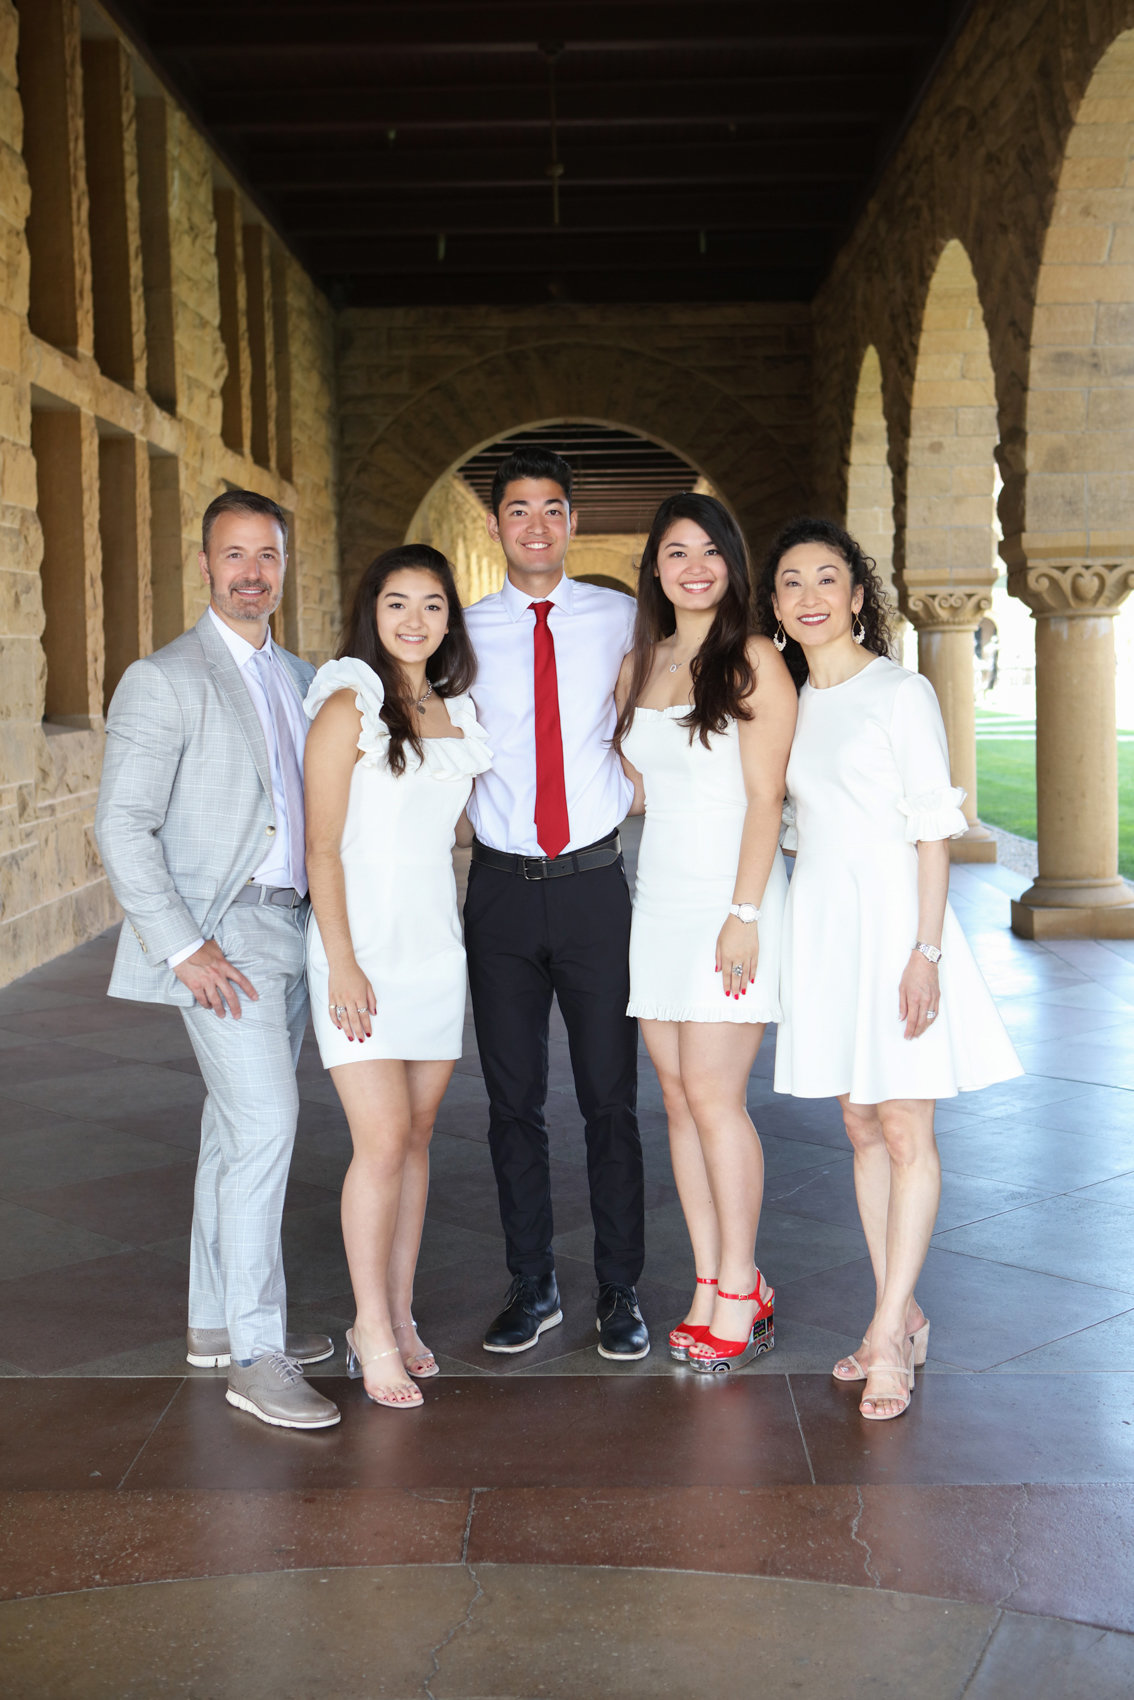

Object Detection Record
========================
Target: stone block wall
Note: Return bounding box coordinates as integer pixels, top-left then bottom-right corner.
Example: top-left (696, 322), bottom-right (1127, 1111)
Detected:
top-left (336, 303), bottom-right (814, 599)
top-left (0, 0), bottom-right (340, 988)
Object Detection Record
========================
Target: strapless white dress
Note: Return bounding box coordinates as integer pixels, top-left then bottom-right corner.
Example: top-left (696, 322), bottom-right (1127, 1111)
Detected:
top-left (774, 656), bottom-right (1022, 1102)
top-left (303, 658), bottom-right (492, 1066)
top-left (622, 706), bottom-right (787, 1024)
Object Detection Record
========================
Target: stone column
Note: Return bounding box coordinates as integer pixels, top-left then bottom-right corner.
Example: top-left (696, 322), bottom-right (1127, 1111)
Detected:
top-left (1007, 559), bottom-right (1134, 939)
top-left (904, 588), bottom-right (998, 863)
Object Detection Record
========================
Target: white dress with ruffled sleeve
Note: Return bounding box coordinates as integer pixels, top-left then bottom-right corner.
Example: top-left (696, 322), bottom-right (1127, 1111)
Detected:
top-left (774, 655), bottom-right (1021, 1102)
top-left (303, 658), bottom-right (492, 1066)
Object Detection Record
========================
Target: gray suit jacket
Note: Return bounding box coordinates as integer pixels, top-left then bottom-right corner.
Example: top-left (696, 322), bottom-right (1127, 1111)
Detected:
top-left (95, 610), bottom-right (316, 1006)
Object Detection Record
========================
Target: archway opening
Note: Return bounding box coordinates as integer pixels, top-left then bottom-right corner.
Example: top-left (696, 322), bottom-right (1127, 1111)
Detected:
top-left (904, 237), bottom-right (1001, 859)
top-left (407, 421), bottom-right (716, 606)
top-left (845, 345), bottom-right (915, 665)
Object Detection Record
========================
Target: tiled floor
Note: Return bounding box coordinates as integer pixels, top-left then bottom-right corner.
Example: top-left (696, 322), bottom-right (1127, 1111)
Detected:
top-left (1, 825), bottom-right (1133, 1697)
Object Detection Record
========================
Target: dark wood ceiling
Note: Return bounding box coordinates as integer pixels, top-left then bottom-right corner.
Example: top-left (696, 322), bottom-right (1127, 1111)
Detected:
top-left (103, 0), bottom-right (977, 307)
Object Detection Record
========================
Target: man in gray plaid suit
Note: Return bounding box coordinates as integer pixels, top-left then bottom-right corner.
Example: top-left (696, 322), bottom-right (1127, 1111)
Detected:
top-left (95, 491), bottom-right (340, 1430)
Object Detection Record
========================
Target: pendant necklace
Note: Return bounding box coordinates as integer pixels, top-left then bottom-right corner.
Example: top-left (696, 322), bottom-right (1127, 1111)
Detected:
top-left (415, 681), bottom-right (434, 716)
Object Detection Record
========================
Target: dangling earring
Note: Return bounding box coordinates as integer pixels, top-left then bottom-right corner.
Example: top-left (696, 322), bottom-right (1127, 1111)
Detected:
top-left (852, 614), bottom-right (866, 646)
top-left (773, 623), bottom-right (787, 653)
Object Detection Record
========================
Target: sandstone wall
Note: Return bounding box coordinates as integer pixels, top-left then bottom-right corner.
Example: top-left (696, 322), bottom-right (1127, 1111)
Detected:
top-left (0, 0), bottom-right (340, 987)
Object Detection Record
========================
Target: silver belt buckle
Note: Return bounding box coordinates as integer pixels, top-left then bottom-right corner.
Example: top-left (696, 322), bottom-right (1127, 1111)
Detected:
top-left (522, 855), bottom-right (550, 881)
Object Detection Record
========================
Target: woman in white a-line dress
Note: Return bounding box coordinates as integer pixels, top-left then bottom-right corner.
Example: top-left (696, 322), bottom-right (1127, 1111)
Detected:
top-left (760, 517), bottom-right (1020, 1421)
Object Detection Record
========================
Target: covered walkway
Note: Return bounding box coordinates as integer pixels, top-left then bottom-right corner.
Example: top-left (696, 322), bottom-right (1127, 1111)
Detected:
top-left (2, 832), bottom-right (1133, 1697)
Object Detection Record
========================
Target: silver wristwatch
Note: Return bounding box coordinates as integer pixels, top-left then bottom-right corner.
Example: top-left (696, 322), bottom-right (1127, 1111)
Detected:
top-left (729, 903), bottom-right (761, 924)
top-left (914, 941), bottom-right (943, 964)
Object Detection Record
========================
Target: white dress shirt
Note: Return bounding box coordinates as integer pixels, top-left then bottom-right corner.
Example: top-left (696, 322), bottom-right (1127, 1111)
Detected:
top-left (167, 609), bottom-right (308, 966)
top-left (465, 572), bottom-right (636, 855)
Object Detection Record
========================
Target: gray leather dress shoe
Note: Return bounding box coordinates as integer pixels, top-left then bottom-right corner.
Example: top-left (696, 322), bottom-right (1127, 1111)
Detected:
top-left (187, 1326), bottom-right (334, 1369)
top-left (226, 1353), bottom-right (340, 1430)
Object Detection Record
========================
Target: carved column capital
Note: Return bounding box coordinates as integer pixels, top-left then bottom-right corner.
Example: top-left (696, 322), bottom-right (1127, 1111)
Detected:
top-left (1007, 560), bottom-right (1134, 619)
top-left (903, 588), bottom-right (991, 631)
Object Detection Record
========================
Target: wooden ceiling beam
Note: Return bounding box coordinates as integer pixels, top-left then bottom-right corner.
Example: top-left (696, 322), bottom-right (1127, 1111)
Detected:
top-left (136, 1), bottom-right (948, 55)
top-left (241, 140), bottom-right (875, 190)
top-left (202, 76), bottom-right (908, 131)
top-left (308, 229), bottom-right (835, 273)
top-left (274, 186), bottom-right (852, 233)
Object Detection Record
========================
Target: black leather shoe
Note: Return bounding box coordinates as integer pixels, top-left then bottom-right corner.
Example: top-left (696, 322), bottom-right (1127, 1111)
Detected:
top-left (482, 1272), bottom-right (563, 1353)
top-left (596, 1283), bottom-right (650, 1360)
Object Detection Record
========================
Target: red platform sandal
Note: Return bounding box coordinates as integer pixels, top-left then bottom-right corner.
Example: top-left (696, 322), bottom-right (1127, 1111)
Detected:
top-left (688, 1275), bottom-right (774, 1375)
top-left (668, 1276), bottom-right (718, 1363)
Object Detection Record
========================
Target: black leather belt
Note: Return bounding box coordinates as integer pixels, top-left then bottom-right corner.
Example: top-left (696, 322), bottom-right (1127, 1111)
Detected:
top-left (471, 831), bottom-right (621, 881)
top-left (233, 882), bottom-right (307, 909)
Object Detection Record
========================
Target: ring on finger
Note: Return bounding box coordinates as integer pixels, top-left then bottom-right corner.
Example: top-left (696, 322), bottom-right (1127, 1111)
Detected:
top-left (731, 965), bottom-right (743, 977)
top-left (927, 1009), bottom-right (938, 1021)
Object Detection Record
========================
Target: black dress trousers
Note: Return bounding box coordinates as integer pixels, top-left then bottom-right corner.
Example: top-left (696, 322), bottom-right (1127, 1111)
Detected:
top-left (464, 853), bottom-right (645, 1287)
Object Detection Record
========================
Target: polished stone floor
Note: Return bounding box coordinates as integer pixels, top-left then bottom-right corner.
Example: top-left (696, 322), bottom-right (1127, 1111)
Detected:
top-left (1, 825), bottom-right (1133, 1697)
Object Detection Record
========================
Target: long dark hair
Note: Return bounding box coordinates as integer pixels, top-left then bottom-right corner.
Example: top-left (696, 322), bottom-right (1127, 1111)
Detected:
top-left (756, 517), bottom-right (893, 692)
top-left (338, 545), bottom-right (475, 775)
top-left (613, 492), bottom-right (756, 750)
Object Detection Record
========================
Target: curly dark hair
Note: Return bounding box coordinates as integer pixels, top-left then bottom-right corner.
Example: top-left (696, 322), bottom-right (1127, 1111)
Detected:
top-left (337, 544), bottom-right (475, 776)
top-left (755, 517), bottom-right (893, 691)
top-left (613, 492), bottom-right (757, 750)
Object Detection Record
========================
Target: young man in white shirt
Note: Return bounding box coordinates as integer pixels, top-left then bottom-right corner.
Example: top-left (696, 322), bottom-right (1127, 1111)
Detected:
top-left (463, 447), bottom-right (648, 1360)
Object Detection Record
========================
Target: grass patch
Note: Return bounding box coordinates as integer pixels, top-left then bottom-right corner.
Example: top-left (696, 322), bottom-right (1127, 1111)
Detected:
top-left (975, 711), bottom-right (1134, 880)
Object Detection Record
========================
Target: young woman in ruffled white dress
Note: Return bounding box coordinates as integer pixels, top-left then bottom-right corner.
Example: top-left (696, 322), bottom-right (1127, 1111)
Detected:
top-left (614, 494), bottom-right (798, 1373)
top-left (759, 518), bottom-right (1021, 1420)
top-left (304, 545), bottom-right (491, 1410)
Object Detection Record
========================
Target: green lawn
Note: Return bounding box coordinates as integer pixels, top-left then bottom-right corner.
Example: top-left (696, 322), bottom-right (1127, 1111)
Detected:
top-left (975, 710), bottom-right (1134, 880)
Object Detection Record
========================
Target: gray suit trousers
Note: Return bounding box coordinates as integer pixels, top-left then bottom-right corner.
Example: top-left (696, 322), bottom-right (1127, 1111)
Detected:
top-left (181, 900), bottom-right (309, 1361)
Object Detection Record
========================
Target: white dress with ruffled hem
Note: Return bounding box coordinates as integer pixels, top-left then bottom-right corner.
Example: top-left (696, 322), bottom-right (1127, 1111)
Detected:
top-left (303, 658), bottom-right (492, 1066)
top-left (774, 655), bottom-right (1021, 1102)
top-left (622, 706), bottom-right (788, 1025)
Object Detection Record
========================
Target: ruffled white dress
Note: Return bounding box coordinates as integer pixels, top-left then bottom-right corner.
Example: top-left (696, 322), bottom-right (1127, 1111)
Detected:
top-left (623, 707), bottom-right (788, 1024)
top-left (774, 656), bottom-right (1022, 1102)
top-left (303, 658), bottom-right (492, 1066)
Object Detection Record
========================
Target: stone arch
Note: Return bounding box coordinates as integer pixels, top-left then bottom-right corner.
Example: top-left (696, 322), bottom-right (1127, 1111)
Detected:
top-left (1017, 27), bottom-right (1134, 573)
top-left (903, 238), bottom-right (1000, 858)
top-left (1006, 26), bottom-right (1134, 932)
top-left (845, 345), bottom-right (896, 599)
top-left (904, 240), bottom-right (999, 611)
top-left (339, 340), bottom-right (809, 591)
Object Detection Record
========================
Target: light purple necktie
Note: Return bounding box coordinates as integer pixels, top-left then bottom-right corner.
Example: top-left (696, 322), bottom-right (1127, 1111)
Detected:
top-left (249, 647), bottom-right (307, 894)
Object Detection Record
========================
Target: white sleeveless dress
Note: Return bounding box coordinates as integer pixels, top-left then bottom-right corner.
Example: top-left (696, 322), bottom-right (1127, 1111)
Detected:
top-left (774, 656), bottom-right (1022, 1102)
top-left (303, 658), bottom-right (492, 1067)
top-left (622, 707), bottom-right (788, 1024)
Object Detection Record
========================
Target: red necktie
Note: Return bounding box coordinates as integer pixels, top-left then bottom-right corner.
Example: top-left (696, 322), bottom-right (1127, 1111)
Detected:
top-left (530, 601), bottom-right (570, 858)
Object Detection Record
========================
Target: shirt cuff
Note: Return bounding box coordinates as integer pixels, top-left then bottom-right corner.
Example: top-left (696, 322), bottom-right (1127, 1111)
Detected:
top-left (167, 937), bottom-right (205, 969)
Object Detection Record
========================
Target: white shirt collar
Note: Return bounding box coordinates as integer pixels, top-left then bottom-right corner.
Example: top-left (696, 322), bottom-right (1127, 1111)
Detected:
top-left (500, 571), bottom-right (576, 622)
top-left (208, 603), bottom-right (273, 669)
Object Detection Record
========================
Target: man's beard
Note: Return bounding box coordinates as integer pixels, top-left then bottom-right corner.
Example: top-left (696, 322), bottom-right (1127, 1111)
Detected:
top-left (208, 572), bottom-right (281, 622)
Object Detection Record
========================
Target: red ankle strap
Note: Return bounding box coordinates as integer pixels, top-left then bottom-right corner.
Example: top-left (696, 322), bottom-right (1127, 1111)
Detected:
top-left (695, 1276), bottom-right (718, 1286)
top-left (717, 1276), bottom-right (770, 1303)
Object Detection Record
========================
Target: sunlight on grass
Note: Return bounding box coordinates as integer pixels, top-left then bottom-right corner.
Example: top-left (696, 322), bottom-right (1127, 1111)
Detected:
top-left (975, 711), bottom-right (1134, 880)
